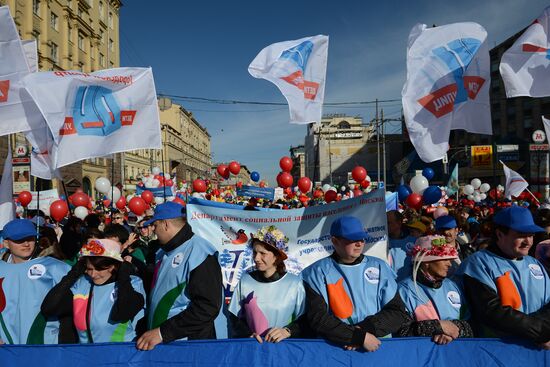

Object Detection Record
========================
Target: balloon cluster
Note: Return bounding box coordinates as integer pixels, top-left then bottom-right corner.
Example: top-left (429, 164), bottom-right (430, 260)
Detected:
top-left (216, 161), bottom-right (241, 180)
top-left (138, 167), bottom-right (175, 189)
top-left (462, 178), bottom-right (491, 203)
top-left (397, 169), bottom-right (442, 210)
top-left (276, 156), bottom-right (294, 188)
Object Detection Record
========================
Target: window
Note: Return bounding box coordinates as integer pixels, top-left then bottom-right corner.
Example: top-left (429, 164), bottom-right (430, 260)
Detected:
top-left (99, 1), bottom-right (104, 19)
top-left (100, 28), bottom-right (105, 44)
top-left (50, 42), bottom-right (58, 62)
top-left (78, 32), bottom-right (85, 50)
top-left (524, 117), bottom-right (533, 129)
top-left (109, 38), bottom-right (114, 51)
top-left (99, 53), bottom-right (105, 67)
top-left (68, 25), bottom-right (73, 43)
top-left (338, 120), bottom-right (351, 129)
top-left (50, 12), bottom-right (58, 30)
top-left (109, 12), bottom-right (113, 28)
top-left (33, 0), bottom-right (40, 15)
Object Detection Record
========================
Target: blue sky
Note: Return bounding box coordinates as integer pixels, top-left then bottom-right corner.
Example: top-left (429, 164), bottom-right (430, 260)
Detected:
top-left (120, 0), bottom-right (549, 184)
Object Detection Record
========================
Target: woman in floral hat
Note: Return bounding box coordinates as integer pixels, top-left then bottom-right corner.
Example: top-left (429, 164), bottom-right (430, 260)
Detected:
top-left (228, 225), bottom-right (306, 343)
top-left (41, 238), bottom-right (146, 343)
top-left (396, 235), bottom-right (473, 344)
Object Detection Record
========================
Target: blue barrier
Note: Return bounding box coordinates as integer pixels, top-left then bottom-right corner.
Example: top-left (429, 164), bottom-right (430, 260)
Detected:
top-left (0, 338), bottom-right (548, 366)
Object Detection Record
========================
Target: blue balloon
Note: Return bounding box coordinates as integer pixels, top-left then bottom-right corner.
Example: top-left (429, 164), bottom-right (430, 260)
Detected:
top-left (60, 194), bottom-right (67, 201)
top-left (423, 185), bottom-right (442, 205)
top-left (422, 167), bottom-right (435, 181)
top-left (250, 171), bottom-right (260, 182)
top-left (397, 184), bottom-right (412, 202)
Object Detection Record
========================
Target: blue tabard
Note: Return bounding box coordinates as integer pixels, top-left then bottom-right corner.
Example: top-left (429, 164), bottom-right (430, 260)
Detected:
top-left (71, 275), bottom-right (145, 343)
top-left (398, 277), bottom-right (467, 321)
top-left (459, 250), bottom-right (550, 314)
top-left (388, 235), bottom-right (416, 282)
top-left (228, 272), bottom-right (305, 335)
top-left (0, 257), bottom-right (70, 344)
top-left (303, 255), bottom-right (397, 328)
top-left (148, 235), bottom-right (226, 338)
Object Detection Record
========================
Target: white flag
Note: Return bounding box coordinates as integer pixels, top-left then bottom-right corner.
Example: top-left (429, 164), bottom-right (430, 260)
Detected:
top-left (402, 23), bottom-right (492, 163)
top-left (0, 141), bottom-right (15, 230)
top-left (249, 35), bottom-right (328, 124)
top-left (501, 161), bottom-right (529, 199)
top-left (22, 67), bottom-right (162, 168)
top-left (500, 7), bottom-right (550, 97)
top-left (0, 6), bottom-right (44, 137)
top-left (542, 116), bottom-right (550, 146)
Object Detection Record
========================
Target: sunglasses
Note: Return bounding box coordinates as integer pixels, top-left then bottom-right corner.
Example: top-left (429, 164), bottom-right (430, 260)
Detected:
top-left (113, 217), bottom-right (123, 220)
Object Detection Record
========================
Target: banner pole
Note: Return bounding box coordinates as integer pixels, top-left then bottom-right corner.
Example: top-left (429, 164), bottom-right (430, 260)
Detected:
top-left (526, 188), bottom-right (541, 206)
top-left (61, 180), bottom-right (72, 216)
top-left (111, 157), bottom-right (115, 221)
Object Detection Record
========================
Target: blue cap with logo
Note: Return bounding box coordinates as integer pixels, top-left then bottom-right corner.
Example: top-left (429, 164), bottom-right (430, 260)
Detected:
top-left (2, 219), bottom-right (36, 241)
top-left (330, 216), bottom-right (368, 241)
top-left (143, 201), bottom-right (186, 227)
top-left (435, 215), bottom-right (457, 230)
top-left (494, 206), bottom-right (545, 233)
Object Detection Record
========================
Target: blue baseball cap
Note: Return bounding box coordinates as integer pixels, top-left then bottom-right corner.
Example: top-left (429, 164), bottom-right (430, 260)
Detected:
top-left (2, 219), bottom-right (37, 241)
top-left (494, 206), bottom-right (545, 233)
top-left (330, 216), bottom-right (368, 241)
top-left (435, 215), bottom-right (457, 231)
top-left (143, 202), bottom-right (186, 227)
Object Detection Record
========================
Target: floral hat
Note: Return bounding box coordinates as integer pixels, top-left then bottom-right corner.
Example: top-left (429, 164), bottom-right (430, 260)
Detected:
top-left (78, 238), bottom-right (123, 262)
top-left (408, 235), bottom-right (458, 263)
top-left (250, 225), bottom-right (289, 260)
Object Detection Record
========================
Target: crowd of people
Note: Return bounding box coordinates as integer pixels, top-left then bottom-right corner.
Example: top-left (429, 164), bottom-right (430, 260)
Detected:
top-left (0, 190), bottom-right (549, 353)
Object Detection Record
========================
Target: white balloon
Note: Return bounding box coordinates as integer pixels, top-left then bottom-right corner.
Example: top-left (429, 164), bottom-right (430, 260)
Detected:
top-left (479, 183), bottom-right (491, 193)
top-left (74, 206), bottom-right (88, 220)
top-left (107, 186), bottom-right (121, 202)
top-left (463, 184), bottom-right (475, 195)
top-left (480, 193), bottom-right (487, 200)
top-left (471, 178), bottom-right (482, 189)
top-left (322, 184), bottom-right (331, 193)
top-left (410, 174), bottom-right (429, 194)
top-left (467, 195), bottom-right (474, 200)
top-left (366, 175), bottom-right (371, 182)
top-left (154, 197), bottom-right (164, 205)
top-left (329, 186), bottom-right (337, 192)
top-left (152, 179), bottom-right (161, 188)
top-left (152, 167), bottom-right (161, 175)
top-left (340, 186), bottom-right (346, 192)
top-left (95, 177), bottom-right (111, 194)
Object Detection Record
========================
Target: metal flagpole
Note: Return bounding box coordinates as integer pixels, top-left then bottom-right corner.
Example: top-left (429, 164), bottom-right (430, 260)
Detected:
top-left (376, 99), bottom-right (380, 186)
top-left (382, 109), bottom-right (387, 189)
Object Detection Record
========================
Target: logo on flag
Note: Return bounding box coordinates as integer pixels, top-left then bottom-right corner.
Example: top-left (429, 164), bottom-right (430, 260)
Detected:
top-left (278, 41), bottom-right (319, 100)
top-left (60, 86), bottom-right (137, 136)
top-left (521, 20), bottom-right (550, 58)
top-left (0, 80), bottom-right (9, 102)
top-left (418, 39), bottom-right (485, 117)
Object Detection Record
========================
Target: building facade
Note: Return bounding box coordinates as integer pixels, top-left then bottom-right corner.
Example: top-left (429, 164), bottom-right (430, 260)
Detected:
top-left (304, 115), bottom-right (376, 186)
top-left (289, 144), bottom-right (305, 183)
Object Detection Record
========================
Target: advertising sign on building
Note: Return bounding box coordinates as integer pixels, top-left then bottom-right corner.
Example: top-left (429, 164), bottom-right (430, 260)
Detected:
top-left (471, 145), bottom-right (493, 168)
top-left (12, 156), bottom-right (30, 195)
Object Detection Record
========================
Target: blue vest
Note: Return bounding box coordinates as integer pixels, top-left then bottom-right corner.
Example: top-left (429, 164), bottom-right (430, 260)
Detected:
top-left (148, 235), bottom-right (226, 338)
top-left (0, 257), bottom-right (70, 344)
top-left (228, 272), bottom-right (305, 336)
top-left (459, 250), bottom-right (550, 314)
top-left (71, 275), bottom-right (145, 343)
top-left (388, 235), bottom-right (416, 282)
top-left (398, 277), bottom-right (467, 321)
top-left (303, 255), bottom-right (397, 328)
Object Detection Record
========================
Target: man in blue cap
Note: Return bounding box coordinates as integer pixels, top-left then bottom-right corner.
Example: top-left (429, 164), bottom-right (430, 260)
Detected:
top-left (302, 215), bottom-right (409, 352)
top-left (0, 219), bottom-right (72, 344)
top-left (136, 202), bottom-right (224, 350)
top-left (435, 215), bottom-right (475, 261)
top-left (459, 206), bottom-right (550, 348)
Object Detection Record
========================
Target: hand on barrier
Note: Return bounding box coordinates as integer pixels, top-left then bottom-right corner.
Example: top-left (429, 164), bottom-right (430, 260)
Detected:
top-left (362, 332), bottom-right (381, 352)
top-left (440, 320), bottom-right (459, 339)
top-left (433, 334), bottom-right (453, 345)
top-left (264, 327), bottom-right (291, 343)
top-left (250, 333), bottom-right (263, 344)
top-left (539, 340), bottom-right (550, 350)
top-left (136, 327), bottom-right (162, 351)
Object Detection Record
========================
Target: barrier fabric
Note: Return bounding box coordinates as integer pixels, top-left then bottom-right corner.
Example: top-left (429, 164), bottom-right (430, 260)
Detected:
top-left (0, 338), bottom-right (547, 366)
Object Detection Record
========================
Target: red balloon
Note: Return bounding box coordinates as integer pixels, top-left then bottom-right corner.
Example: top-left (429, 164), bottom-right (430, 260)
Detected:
top-left (298, 177), bottom-right (312, 193)
top-left (279, 156), bottom-right (293, 172)
top-left (116, 196), bottom-right (126, 210)
top-left (313, 189), bottom-right (324, 199)
top-left (299, 195), bottom-right (309, 204)
top-left (72, 192), bottom-right (89, 207)
top-left (277, 172), bottom-right (293, 188)
top-left (212, 189), bottom-right (220, 196)
top-left (217, 165), bottom-right (229, 179)
top-left (141, 190), bottom-right (154, 204)
top-left (128, 197), bottom-right (147, 216)
top-left (259, 181), bottom-right (266, 188)
top-left (324, 190), bottom-right (337, 203)
top-left (50, 200), bottom-right (69, 222)
top-left (236, 181), bottom-right (243, 189)
top-left (353, 189), bottom-right (363, 197)
top-left (352, 166), bottom-right (367, 183)
top-left (18, 191), bottom-right (32, 207)
top-left (406, 193), bottom-right (423, 210)
top-left (228, 161), bottom-right (241, 175)
top-left (103, 199), bottom-right (111, 207)
top-left (173, 197), bottom-right (186, 206)
top-left (425, 206), bottom-right (436, 215)
top-left (360, 180), bottom-right (371, 189)
top-left (165, 179), bottom-right (173, 187)
top-left (193, 179), bottom-right (207, 193)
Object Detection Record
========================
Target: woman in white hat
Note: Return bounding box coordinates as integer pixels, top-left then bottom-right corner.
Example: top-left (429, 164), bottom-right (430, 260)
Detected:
top-left (41, 238), bottom-right (145, 343)
top-left (396, 235), bottom-right (473, 344)
top-left (228, 225), bottom-right (306, 343)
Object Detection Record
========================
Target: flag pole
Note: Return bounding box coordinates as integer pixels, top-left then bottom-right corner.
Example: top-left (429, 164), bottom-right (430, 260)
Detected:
top-left (61, 180), bottom-right (72, 216)
top-left (110, 157), bottom-right (115, 221)
top-left (526, 188), bottom-right (541, 206)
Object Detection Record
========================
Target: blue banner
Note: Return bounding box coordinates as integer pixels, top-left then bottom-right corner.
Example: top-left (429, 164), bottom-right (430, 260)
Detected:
top-left (0, 339), bottom-right (547, 366)
top-left (136, 186), bottom-right (174, 198)
top-left (236, 185), bottom-right (275, 200)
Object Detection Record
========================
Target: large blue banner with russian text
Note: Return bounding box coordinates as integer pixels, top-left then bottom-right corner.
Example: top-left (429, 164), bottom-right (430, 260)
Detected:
top-left (187, 189), bottom-right (388, 299)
